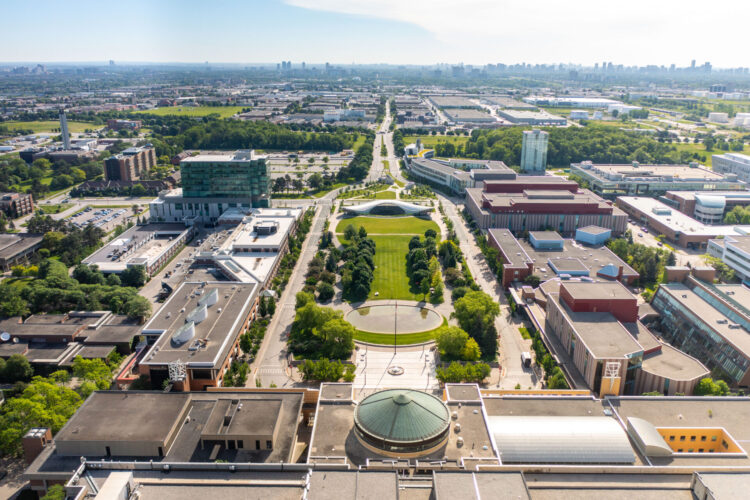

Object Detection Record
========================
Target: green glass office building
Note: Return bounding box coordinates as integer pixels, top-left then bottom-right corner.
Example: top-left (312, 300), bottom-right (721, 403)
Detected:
top-left (181, 150), bottom-right (269, 205)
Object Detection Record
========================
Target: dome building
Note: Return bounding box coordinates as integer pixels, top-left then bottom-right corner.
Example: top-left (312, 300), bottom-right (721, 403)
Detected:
top-left (353, 389), bottom-right (450, 457)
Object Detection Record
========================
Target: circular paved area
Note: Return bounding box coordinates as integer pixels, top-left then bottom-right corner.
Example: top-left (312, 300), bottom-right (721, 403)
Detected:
top-left (345, 302), bottom-right (443, 334)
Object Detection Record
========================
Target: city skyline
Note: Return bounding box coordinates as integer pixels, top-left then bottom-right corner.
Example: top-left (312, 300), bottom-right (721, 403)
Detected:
top-left (1, 0), bottom-right (750, 67)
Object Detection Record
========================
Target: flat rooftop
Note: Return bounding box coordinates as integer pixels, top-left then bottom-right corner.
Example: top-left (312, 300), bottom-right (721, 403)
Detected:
top-left (666, 190), bottom-right (750, 202)
top-left (180, 151), bottom-right (265, 163)
top-left (658, 283), bottom-right (750, 358)
top-left (516, 238), bottom-right (638, 282)
top-left (0, 233), bottom-right (43, 258)
top-left (433, 472), bottom-right (529, 499)
top-left (488, 228), bottom-right (533, 269)
top-left (530, 231), bottom-right (564, 241)
top-left (83, 223), bottom-right (190, 272)
top-left (574, 163), bottom-right (728, 182)
top-left (141, 281), bottom-right (258, 367)
top-left (641, 343), bottom-right (709, 382)
top-left (550, 295), bottom-right (643, 359)
top-left (562, 280), bottom-right (634, 300)
top-left (577, 225), bottom-right (612, 235)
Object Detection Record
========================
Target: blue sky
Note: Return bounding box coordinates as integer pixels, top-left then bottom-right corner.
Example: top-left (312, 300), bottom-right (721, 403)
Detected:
top-left (1, 0), bottom-right (748, 67)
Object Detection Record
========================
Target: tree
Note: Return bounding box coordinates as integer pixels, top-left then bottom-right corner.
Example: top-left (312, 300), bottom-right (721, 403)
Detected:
top-left (0, 284), bottom-right (29, 317)
top-left (453, 291), bottom-right (500, 358)
top-left (358, 226), bottom-right (367, 239)
top-left (267, 297), bottom-right (276, 317)
top-left (436, 326), bottom-right (471, 360)
top-left (120, 265), bottom-right (147, 287)
top-left (72, 356), bottom-right (113, 390)
top-left (258, 295), bottom-right (268, 317)
top-left (317, 281), bottom-right (335, 302)
top-left (344, 224), bottom-right (357, 240)
top-left (1, 354), bottom-right (33, 383)
top-left (524, 275), bottom-right (541, 287)
top-left (123, 295), bottom-right (152, 321)
top-left (73, 264), bottom-right (105, 285)
top-left (106, 273), bottom-right (121, 286)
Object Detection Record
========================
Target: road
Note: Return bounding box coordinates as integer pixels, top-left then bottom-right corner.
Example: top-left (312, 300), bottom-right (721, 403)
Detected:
top-left (367, 100), bottom-right (395, 182)
top-left (250, 196), bottom-right (334, 387)
top-left (437, 193), bottom-right (539, 389)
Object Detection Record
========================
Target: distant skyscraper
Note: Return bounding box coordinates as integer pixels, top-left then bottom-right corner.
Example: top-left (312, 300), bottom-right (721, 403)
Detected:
top-left (109, 60), bottom-right (115, 66)
top-left (520, 129), bottom-right (548, 173)
top-left (59, 110), bottom-right (71, 150)
top-left (691, 59), bottom-right (696, 69)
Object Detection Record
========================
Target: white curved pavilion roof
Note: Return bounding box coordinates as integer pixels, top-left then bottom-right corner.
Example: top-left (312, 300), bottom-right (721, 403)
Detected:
top-left (342, 199), bottom-right (432, 215)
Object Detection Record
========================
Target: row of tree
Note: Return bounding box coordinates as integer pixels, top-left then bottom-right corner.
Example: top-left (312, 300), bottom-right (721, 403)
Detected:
top-left (607, 232), bottom-right (676, 288)
top-left (406, 229), bottom-right (442, 302)
top-left (340, 225), bottom-right (376, 301)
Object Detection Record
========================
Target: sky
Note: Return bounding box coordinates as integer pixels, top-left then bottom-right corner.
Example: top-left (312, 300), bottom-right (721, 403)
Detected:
top-left (1, 0), bottom-right (748, 68)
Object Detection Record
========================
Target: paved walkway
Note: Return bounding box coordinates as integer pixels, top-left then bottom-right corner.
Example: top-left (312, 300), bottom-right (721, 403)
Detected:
top-left (353, 345), bottom-right (439, 396)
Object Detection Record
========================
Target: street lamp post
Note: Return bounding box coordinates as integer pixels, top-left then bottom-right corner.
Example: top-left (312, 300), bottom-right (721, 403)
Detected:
top-left (394, 300), bottom-right (397, 355)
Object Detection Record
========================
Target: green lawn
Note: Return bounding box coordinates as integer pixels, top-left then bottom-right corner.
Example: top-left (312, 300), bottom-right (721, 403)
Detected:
top-left (670, 143), bottom-right (750, 167)
top-left (37, 203), bottom-right (73, 215)
top-left (311, 182), bottom-right (348, 198)
top-left (335, 216), bottom-right (438, 235)
top-left (134, 106), bottom-right (245, 118)
top-left (337, 216), bottom-right (440, 301)
top-left (403, 135), bottom-right (469, 148)
top-left (2, 121), bottom-right (100, 133)
top-left (354, 318), bottom-right (447, 345)
top-left (351, 134), bottom-right (367, 151)
top-left (353, 189), bottom-right (396, 200)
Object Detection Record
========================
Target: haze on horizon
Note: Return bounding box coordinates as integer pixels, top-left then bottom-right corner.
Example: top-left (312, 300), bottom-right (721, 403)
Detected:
top-left (1, 0), bottom-right (748, 68)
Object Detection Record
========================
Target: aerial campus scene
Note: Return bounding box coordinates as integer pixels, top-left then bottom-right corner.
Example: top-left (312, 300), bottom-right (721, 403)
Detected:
top-left (4, 1), bottom-right (750, 499)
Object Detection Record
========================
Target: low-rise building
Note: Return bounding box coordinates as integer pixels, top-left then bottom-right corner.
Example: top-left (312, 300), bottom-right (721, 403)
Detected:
top-left (138, 281), bottom-right (259, 391)
top-left (617, 196), bottom-right (750, 249)
top-left (651, 275), bottom-right (750, 386)
top-left (570, 161), bottom-right (746, 198)
top-left (707, 235), bottom-right (750, 283)
top-left (488, 228), bottom-right (637, 287)
top-left (0, 192), bottom-right (34, 218)
top-left (497, 109), bottom-right (567, 126)
top-left (466, 177), bottom-right (627, 235)
top-left (664, 190), bottom-right (750, 224)
top-left (713, 153), bottom-right (750, 184)
top-left (82, 223), bottom-right (194, 277)
top-left (106, 119), bottom-right (142, 131)
top-left (546, 281), bottom-right (708, 396)
top-left (405, 157), bottom-right (515, 195)
top-left (0, 233), bottom-right (44, 271)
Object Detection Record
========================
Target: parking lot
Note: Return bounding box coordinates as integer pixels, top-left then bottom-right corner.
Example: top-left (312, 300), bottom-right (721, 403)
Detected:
top-left (66, 206), bottom-right (133, 234)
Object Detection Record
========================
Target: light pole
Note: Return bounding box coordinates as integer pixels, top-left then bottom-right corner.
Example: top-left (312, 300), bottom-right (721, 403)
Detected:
top-left (394, 300), bottom-right (398, 355)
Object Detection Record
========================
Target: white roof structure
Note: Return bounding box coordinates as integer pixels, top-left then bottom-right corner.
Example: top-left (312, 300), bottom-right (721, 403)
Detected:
top-left (342, 199), bottom-right (432, 216)
top-left (488, 416), bottom-right (636, 464)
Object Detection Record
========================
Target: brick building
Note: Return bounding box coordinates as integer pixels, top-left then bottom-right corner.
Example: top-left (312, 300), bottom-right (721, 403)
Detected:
top-left (0, 192), bottom-right (34, 218)
top-left (104, 146), bottom-right (157, 181)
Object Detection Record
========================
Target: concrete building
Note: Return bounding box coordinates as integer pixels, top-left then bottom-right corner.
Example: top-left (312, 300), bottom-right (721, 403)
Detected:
top-left (570, 161), bottom-right (746, 198)
top-left (497, 109), bottom-right (566, 126)
top-left (82, 223), bottom-right (194, 277)
top-left (323, 109), bottom-right (366, 121)
top-left (520, 129), bottom-right (548, 173)
top-left (405, 157), bottom-right (516, 195)
top-left (713, 153), bottom-right (750, 184)
top-left (466, 177), bottom-right (627, 235)
top-left (489, 228), bottom-right (638, 287)
top-left (576, 225), bottom-right (612, 246)
top-left (138, 281), bottom-right (259, 391)
top-left (546, 281), bottom-right (708, 396)
top-left (651, 274), bottom-right (750, 386)
top-left (708, 112), bottom-right (730, 123)
top-left (569, 110), bottom-right (589, 120)
top-left (104, 146), bottom-right (157, 181)
top-left (0, 233), bottom-right (43, 271)
top-left (616, 196), bottom-right (750, 249)
top-left (523, 96), bottom-right (623, 108)
top-left (0, 192), bottom-right (34, 218)
top-left (707, 235), bottom-right (750, 283)
top-left (664, 190), bottom-right (750, 224)
top-left (23, 383), bottom-right (750, 498)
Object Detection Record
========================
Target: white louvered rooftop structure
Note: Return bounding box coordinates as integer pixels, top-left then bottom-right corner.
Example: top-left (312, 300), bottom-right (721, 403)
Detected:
top-left (488, 416), bottom-right (636, 464)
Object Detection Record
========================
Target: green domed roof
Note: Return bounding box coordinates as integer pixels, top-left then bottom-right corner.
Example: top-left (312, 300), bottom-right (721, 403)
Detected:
top-left (354, 389), bottom-right (450, 445)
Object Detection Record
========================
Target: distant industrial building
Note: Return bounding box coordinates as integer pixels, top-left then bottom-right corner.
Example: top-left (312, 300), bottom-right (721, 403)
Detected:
top-left (523, 96), bottom-right (622, 108)
top-left (520, 129), bottom-right (548, 173)
top-left (323, 109), bottom-right (366, 122)
top-left (497, 109), bottom-right (566, 126)
top-left (0, 192), bottom-right (34, 218)
top-left (466, 176), bottom-right (627, 234)
top-left (570, 161), bottom-right (746, 198)
top-left (104, 146), bottom-right (157, 181)
top-left (713, 153), bottom-right (750, 184)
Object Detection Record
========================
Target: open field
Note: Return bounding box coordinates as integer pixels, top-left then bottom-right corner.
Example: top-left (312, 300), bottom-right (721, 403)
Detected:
top-left (403, 135), bottom-right (470, 148)
top-left (2, 121), bottom-right (100, 133)
top-left (133, 106), bottom-right (245, 118)
top-left (335, 215), bottom-right (438, 235)
top-left (670, 143), bottom-right (750, 167)
top-left (37, 203), bottom-right (73, 215)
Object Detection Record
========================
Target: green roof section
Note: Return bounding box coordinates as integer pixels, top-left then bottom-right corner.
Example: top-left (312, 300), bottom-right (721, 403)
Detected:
top-left (354, 389), bottom-right (450, 445)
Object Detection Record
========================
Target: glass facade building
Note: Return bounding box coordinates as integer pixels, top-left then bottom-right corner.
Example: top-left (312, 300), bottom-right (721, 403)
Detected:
top-left (181, 152), bottom-right (269, 205)
top-left (520, 129), bottom-right (548, 173)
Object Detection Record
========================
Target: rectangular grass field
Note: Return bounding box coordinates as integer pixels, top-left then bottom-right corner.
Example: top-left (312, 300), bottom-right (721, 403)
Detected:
top-left (133, 106), bottom-right (245, 118)
top-left (2, 121), bottom-right (99, 133)
top-left (335, 215), bottom-right (438, 235)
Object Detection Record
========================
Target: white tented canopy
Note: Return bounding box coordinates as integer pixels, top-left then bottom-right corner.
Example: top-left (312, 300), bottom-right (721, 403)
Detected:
top-left (488, 416), bottom-right (636, 464)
